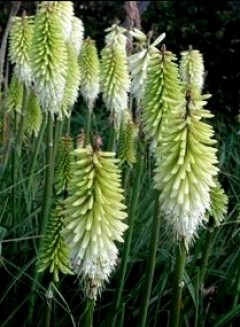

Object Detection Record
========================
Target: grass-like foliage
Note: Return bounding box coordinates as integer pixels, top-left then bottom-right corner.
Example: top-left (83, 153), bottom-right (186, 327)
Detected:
top-left (0, 2), bottom-right (238, 327)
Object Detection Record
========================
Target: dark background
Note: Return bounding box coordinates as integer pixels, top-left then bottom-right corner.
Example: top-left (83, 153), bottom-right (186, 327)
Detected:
top-left (1, 1), bottom-right (240, 118)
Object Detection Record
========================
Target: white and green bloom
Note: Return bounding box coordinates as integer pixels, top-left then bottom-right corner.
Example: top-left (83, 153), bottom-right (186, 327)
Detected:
top-left (60, 42), bottom-right (81, 118)
top-left (141, 48), bottom-right (182, 144)
top-left (69, 16), bottom-right (85, 56)
top-left (9, 15), bottom-right (34, 86)
top-left (62, 146), bottom-right (128, 299)
top-left (100, 24), bottom-right (130, 126)
top-left (79, 38), bottom-right (100, 110)
top-left (30, 1), bottom-right (68, 117)
top-left (154, 91), bottom-right (219, 245)
top-left (129, 30), bottom-right (166, 104)
top-left (56, 1), bottom-right (74, 40)
top-left (180, 48), bottom-right (205, 91)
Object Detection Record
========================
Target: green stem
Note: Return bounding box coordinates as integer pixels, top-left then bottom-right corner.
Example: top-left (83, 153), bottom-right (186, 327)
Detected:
top-left (12, 111), bottom-right (17, 229)
top-left (65, 111), bottom-right (72, 135)
top-left (15, 86), bottom-right (29, 158)
top-left (40, 113), bottom-right (55, 235)
top-left (27, 115), bottom-right (47, 194)
top-left (53, 119), bottom-right (63, 163)
top-left (28, 114), bottom-right (55, 324)
top-left (11, 86), bottom-right (29, 229)
top-left (199, 227), bottom-right (214, 287)
top-left (169, 239), bottom-right (187, 327)
top-left (45, 297), bottom-right (53, 327)
top-left (138, 194), bottom-right (161, 327)
top-left (83, 298), bottom-right (95, 327)
top-left (110, 151), bottom-right (144, 327)
top-left (85, 107), bottom-right (92, 146)
top-left (195, 227), bottom-right (214, 327)
top-left (232, 253), bottom-right (240, 309)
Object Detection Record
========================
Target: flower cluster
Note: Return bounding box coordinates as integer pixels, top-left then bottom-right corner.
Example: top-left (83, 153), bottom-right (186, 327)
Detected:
top-left (62, 146), bottom-right (128, 299)
top-left (100, 25), bottom-right (130, 126)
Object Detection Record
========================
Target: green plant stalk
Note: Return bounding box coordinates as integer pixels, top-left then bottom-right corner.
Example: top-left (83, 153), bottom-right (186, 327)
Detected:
top-left (110, 151), bottom-right (144, 327)
top-left (28, 113), bottom-right (55, 324)
top-left (85, 107), bottom-right (92, 146)
top-left (11, 111), bottom-right (17, 231)
top-left (53, 118), bottom-right (63, 162)
top-left (45, 297), bottom-right (53, 327)
top-left (10, 86), bottom-right (28, 229)
top-left (40, 113), bottom-right (55, 235)
top-left (15, 86), bottom-right (29, 158)
top-left (82, 298), bottom-right (95, 327)
top-left (194, 226), bottom-right (215, 327)
top-left (199, 227), bottom-right (214, 287)
top-left (27, 116), bottom-right (47, 189)
top-left (65, 109), bottom-right (72, 136)
top-left (138, 194), bottom-right (161, 327)
top-left (169, 239), bottom-right (187, 327)
top-left (232, 253), bottom-right (240, 309)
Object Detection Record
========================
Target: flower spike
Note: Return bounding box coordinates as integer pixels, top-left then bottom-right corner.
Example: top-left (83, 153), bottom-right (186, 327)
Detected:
top-left (30, 1), bottom-right (68, 117)
top-left (62, 145), bottom-right (128, 299)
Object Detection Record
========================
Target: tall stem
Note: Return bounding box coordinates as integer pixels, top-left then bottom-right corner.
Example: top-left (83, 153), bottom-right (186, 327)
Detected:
top-left (27, 115), bottom-right (47, 194)
top-left (138, 194), bottom-right (161, 327)
top-left (169, 239), bottom-right (187, 327)
top-left (28, 113), bottom-right (55, 324)
top-left (40, 113), bottom-right (55, 235)
top-left (232, 252), bottom-right (240, 309)
top-left (15, 86), bottom-right (29, 158)
top-left (110, 151), bottom-right (144, 327)
top-left (199, 227), bottom-right (214, 287)
top-left (53, 118), bottom-right (63, 162)
top-left (82, 298), bottom-right (95, 327)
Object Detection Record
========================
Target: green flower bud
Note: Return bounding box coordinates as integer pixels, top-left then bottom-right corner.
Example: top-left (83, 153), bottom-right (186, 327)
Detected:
top-left (141, 49), bottom-right (182, 144)
top-left (37, 202), bottom-right (73, 282)
top-left (9, 15), bottom-right (33, 85)
top-left (62, 146), bottom-right (128, 299)
top-left (208, 181), bottom-right (228, 226)
top-left (60, 42), bottom-right (81, 118)
top-left (55, 136), bottom-right (74, 195)
top-left (7, 74), bottom-right (23, 113)
top-left (100, 25), bottom-right (130, 125)
top-left (154, 91), bottom-right (219, 245)
top-left (118, 110), bottom-right (139, 167)
top-left (180, 48), bottom-right (205, 91)
top-left (30, 1), bottom-right (68, 117)
top-left (79, 38), bottom-right (100, 109)
top-left (24, 90), bottom-right (42, 137)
